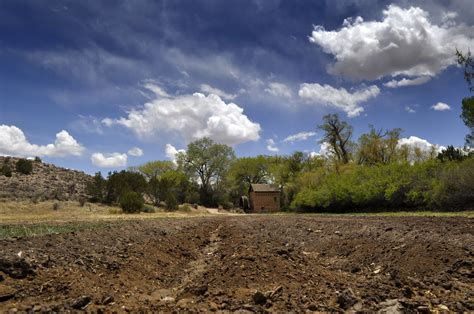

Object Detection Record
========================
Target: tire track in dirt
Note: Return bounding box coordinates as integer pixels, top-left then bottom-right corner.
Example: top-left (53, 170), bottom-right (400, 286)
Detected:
top-left (139, 222), bottom-right (224, 308)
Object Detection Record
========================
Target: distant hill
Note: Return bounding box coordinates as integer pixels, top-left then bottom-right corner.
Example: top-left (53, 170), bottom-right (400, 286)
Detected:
top-left (0, 156), bottom-right (92, 201)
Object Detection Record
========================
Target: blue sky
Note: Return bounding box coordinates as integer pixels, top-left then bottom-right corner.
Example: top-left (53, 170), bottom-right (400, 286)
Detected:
top-left (1, 0), bottom-right (473, 173)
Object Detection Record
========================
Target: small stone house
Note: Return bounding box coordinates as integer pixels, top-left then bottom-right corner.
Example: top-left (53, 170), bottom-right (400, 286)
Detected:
top-left (248, 183), bottom-right (280, 212)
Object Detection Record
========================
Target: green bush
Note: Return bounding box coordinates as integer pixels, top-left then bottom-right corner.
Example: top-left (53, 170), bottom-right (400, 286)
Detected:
top-left (119, 191), bottom-right (144, 213)
top-left (1, 164), bottom-right (12, 177)
top-left (142, 204), bottom-right (156, 213)
top-left (291, 162), bottom-right (440, 212)
top-left (34, 156), bottom-right (42, 163)
top-left (16, 159), bottom-right (33, 175)
top-left (165, 194), bottom-right (178, 211)
top-left (430, 158), bottom-right (474, 210)
top-left (223, 201), bottom-right (234, 210)
top-left (178, 203), bottom-right (192, 212)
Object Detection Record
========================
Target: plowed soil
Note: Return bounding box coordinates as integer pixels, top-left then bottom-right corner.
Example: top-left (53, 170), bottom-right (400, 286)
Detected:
top-left (1, 215), bottom-right (473, 312)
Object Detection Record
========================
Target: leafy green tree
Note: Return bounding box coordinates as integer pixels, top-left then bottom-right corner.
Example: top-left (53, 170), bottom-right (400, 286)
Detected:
top-left (456, 49), bottom-right (473, 92)
top-left (177, 137), bottom-right (235, 206)
top-left (135, 160), bottom-right (175, 180)
top-left (227, 155), bottom-right (271, 201)
top-left (86, 172), bottom-right (106, 202)
top-left (456, 49), bottom-right (474, 147)
top-left (357, 126), bottom-right (402, 165)
top-left (461, 97), bottom-right (474, 147)
top-left (318, 114), bottom-right (354, 164)
top-left (437, 145), bottom-right (466, 162)
top-left (148, 169), bottom-right (191, 208)
top-left (105, 170), bottom-right (147, 204)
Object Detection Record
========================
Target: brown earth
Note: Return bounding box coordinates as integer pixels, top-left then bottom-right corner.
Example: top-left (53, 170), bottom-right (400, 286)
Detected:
top-left (0, 215), bottom-right (473, 312)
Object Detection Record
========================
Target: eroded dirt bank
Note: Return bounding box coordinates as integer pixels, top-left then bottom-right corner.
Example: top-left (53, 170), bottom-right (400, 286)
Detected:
top-left (0, 215), bottom-right (473, 312)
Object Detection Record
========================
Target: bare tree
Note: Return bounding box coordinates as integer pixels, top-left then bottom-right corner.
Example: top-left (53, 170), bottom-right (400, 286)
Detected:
top-left (318, 114), bottom-right (354, 164)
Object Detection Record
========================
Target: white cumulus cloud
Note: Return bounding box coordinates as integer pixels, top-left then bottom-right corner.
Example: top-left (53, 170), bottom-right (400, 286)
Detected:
top-left (104, 84), bottom-right (261, 146)
top-left (0, 125), bottom-right (84, 157)
top-left (309, 5), bottom-right (474, 80)
top-left (200, 84), bottom-right (236, 100)
top-left (384, 76), bottom-right (431, 88)
top-left (298, 83), bottom-right (380, 117)
top-left (165, 144), bottom-right (185, 163)
top-left (431, 102), bottom-right (451, 111)
top-left (266, 139), bottom-right (279, 152)
top-left (264, 82), bottom-right (292, 98)
top-left (283, 131), bottom-right (317, 143)
top-left (398, 136), bottom-right (445, 161)
top-left (91, 152), bottom-right (127, 168)
top-left (127, 147), bottom-right (143, 157)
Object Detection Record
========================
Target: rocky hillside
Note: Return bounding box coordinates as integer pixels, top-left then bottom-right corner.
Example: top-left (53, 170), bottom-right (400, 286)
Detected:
top-left (0, 156), bottom-right (92, 201)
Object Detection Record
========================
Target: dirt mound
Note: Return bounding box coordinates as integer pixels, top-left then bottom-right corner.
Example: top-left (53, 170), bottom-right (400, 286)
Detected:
top-left (0, 216), bottom-right (473, 312)
top-left (0, 156), bottom-right (91, 201)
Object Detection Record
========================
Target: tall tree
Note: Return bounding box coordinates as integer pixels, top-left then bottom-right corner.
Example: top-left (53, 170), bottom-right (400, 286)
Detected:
top-left (177, 137), bottom-right (235, 205)
top-left (135, 160), bottom-right (175, 180)
top-left (318, 114), bottom-right (354, 164)
top-left (357, 126), bottom-right (402, 165)
top-left (456, 49), bottom-right (474, 147)
top-left (227, 156), bottom-right (271, 202)
top-left (461, 97), bottom-right (474, 147)
top-left (456, 49), bottom-right (473, 92)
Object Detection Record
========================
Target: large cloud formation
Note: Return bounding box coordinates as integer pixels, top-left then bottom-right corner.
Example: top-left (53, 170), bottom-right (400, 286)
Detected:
top-left (0, 125), bottom-right (84, 157)
top-left (104, 84), bottom-right (261, 146)
top-left (310, 5), bottom-right (474, 81)
top-left (299, 83), bottom-right (380, 117)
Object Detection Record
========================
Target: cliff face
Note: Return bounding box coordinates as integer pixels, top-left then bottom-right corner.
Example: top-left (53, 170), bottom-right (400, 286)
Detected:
top-left (0, 157), bottom-right (92, 201)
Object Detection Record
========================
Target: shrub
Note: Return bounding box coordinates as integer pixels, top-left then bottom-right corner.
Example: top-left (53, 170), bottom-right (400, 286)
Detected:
top-left (52, 202), bottom-right (60, 211)
top-left (1, 164), bottom-right (12, 177)
top-left (119, 191), bottom-right (144, 213)
top-left (178, 204), bottom-right (192, 212)
top-left (16, 159), bottom-right (33, 175)
top-left (142, 205), bottom-right (156, 213)
top-left (78, 198), bottom-right (86, 207)
top-left (165, 194), bottom-right (178, 211)
top-left (291, 162), bottom-right (439, 212)
top-left (34, 156), bottom-right (42, 163)
top-left (223, 202), bottom-right (234, 210)
top-left (430, 158), bottom-right (474, 210)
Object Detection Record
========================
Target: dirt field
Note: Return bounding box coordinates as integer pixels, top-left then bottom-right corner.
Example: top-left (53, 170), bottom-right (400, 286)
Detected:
top-left (0, 215), bottom-right (473, 312)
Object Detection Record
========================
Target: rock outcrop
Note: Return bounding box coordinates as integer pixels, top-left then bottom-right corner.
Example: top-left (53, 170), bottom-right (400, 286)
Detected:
top-left (0, 156), bottom-right (92, 201)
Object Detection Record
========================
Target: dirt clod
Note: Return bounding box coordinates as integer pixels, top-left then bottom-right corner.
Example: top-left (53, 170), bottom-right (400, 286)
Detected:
top-left (252, 291), bottom-right (267, 305)
top-left (337, 288), bottom-right (358, 309)
top-left (71, 295), bottom-right (91, 309)
top-left (0, 257), bottom-right (35, 279)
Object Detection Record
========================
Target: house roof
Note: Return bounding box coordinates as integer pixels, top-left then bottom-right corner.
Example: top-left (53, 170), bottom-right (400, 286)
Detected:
top-left (249, 183), bottom-right (280, 192)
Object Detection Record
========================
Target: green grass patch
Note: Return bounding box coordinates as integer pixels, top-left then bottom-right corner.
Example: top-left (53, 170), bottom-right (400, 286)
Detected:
top-left (0, 221), bottom-right (119, 239)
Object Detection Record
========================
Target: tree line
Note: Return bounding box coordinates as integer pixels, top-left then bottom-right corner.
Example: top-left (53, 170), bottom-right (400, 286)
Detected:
top-left (86, 50), bottom-right (474, 213)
